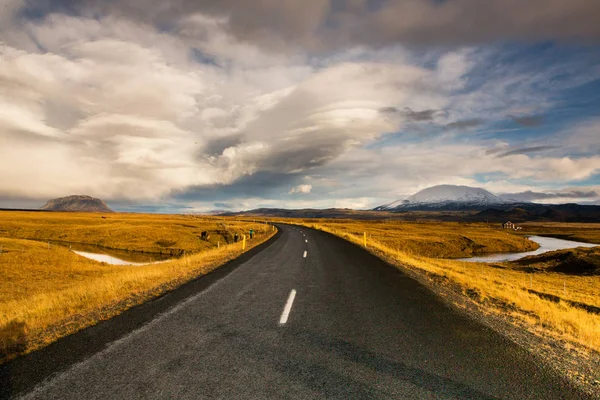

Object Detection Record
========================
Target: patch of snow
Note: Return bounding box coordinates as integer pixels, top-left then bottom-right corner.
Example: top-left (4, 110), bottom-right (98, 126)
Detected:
top-left (376, 185), bottom-right (508, 210)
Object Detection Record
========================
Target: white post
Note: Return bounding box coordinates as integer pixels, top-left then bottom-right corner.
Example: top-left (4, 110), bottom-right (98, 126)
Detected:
top-left (218, 241), bottom-right (220, 249)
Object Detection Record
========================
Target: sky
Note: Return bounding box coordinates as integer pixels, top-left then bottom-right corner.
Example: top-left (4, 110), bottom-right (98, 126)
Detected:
top-left (1, 0), bottom-right (600, 212)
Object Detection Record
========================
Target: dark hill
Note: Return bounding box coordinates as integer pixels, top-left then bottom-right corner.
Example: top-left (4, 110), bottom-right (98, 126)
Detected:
top-left (511, 247), bottom-right (600, 276)
top-left (222, 208), bottom-right (395, 220)
top-left (475, 207), bottom-right (534, 221)
top-left (41, 195), bottom-right (114, 212)
top-left (223, 204), bottom-right (600, 222)
top-left (474, 204), bottom-right (600, 222)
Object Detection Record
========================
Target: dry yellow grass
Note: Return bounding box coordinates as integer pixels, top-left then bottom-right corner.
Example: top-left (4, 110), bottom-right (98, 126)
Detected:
top-left (0, 212), bottom-right (276, 363)
top-left (280, 219), bottom-right (538, 258)
top-left (288, 219), bottom-right (600, 353)
top-left (0, 211), bottom-right (270, 254)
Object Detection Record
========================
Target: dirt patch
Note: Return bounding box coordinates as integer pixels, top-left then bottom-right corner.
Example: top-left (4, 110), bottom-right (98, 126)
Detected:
top-left (0, 321), bottom-right (28, 362)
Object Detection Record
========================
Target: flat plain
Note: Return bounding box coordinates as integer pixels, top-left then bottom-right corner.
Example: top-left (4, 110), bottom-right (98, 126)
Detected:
top-left (2, 211), bottom-right (599, 375)
top-left (0, 211), bottom-right (274, 363)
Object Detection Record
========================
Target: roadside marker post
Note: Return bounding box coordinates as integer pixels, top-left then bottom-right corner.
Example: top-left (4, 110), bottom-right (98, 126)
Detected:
top-left (243, 235), bottom-right (246, 250)
top-left (363, 232), bottom-right (367, 247)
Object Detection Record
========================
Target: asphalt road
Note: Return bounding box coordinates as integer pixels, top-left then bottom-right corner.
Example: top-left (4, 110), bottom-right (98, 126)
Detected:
top-left (1, 224), bottom-right (589, 399)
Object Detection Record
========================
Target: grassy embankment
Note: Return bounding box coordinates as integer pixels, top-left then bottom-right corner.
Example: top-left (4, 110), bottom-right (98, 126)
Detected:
top-left (288, 219), bottom-right (600, 353)
top-left (0, 212), bottom-right (275, 363)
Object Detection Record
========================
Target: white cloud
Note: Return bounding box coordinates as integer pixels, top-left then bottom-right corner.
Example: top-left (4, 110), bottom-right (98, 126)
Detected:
top-left (0, 4), bottom-right (599, 210)
top-left (289, 184), bottom-right (312, 194)
top-left (0, 13), bottom-right (482, 202)
top-left (314, 135), bottom-right (600, 205)
top-left (564, 119), bottom-right (600, 153)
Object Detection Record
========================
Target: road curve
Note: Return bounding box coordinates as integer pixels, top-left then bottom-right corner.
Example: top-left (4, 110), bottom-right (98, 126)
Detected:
top-left (1, 224), bottom-right (589, 399)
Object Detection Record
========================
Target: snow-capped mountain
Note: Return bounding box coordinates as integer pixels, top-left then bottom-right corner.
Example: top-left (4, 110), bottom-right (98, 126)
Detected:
top-left (374, 185), bottom-right (509, 211)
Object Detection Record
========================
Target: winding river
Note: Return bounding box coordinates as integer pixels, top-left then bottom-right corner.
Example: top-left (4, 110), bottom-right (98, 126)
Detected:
top-left (457, 235), bottom-right (598, 263)
top-left (55, 242), bottom-right (173, 265)
top-left (71, 250), bottom-right (165, 266)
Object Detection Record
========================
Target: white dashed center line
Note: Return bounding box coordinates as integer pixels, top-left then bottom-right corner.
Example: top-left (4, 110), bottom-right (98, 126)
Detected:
top-left (303, 250), bottom-right (307, 258)
top-left (279, 289), bottom-right (297, 325)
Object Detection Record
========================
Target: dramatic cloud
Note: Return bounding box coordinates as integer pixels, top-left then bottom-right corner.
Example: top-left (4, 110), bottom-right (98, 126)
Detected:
top-left (0, 14), bottom-right (475, 203)
top-left (214, 202), bottom-right (234, 209)
top-left (289, 184), bottom-right (312, 194)
top-left (0, 1), bottom-right (599, 211)
top-left (13, 0), bottom-right (600, 51)
top-left (500, 190), bottom-right (599, 202)
top-left (508, 115), bottom-right (544, 127)
top-left (322, 140), bottom-right (600, 199)
top-left (399, 108), bottom-right (443, 122)
top-left (331, 1), bottom-right (600, 49)
top-left (495, 146), bottom-right (560, 158)
top-left (445, 119), bottom-right (484, 130)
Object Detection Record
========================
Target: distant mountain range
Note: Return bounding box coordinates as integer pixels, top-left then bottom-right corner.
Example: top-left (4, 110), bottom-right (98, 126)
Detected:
top-left (32, 186), bottom-right (599, 222)
top-left (220, 208), bottom-right (392, 220)
top-left (374, 184), bottom-right (600, 212)
top-left (472, 204), bottom-right (600, 223)
top-left (217, 185), bottom-right (600, 222)
top-left (371, 184), bottom-right (600, 222)
top-left (41, 195), bottom-right (113, 212)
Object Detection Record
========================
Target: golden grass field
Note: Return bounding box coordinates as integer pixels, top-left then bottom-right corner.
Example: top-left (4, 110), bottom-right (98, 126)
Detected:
top-left (299, 220), bottom-right (540, 258)
top-left (0, 211), bottom-right (275, 363)
top-left (0, 211), bottom-right (268, 254)
top-left (286, 219), bottom-right (600, 354)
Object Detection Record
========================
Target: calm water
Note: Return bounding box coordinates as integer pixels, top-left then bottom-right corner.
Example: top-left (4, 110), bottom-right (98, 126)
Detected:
top-left (457, 235), bottom-right (598, 263)
top-left (53, 241), bottom-right (172, 265)
top-left (71, 250), bottom-right (153, 265)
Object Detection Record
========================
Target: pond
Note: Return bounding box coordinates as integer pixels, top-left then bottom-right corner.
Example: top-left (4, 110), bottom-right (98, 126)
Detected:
top-left (54, 241), bottom-right (173, 266)
top-left (457, 236), bottom-right (598, 263)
